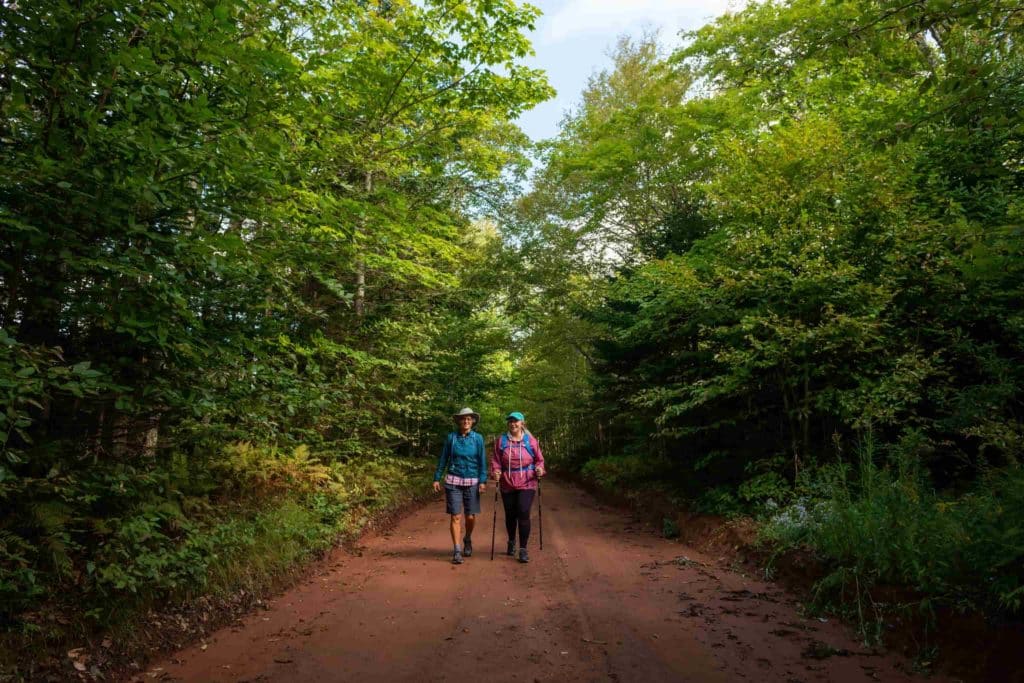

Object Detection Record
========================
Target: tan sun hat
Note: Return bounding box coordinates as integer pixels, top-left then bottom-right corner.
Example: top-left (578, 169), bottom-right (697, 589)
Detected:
top-left (452, 407), bottom-right (480, 424)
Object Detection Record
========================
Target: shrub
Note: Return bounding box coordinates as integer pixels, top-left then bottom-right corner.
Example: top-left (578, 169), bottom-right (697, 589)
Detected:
top-left (580, 453), bottom-right (672, 492)
top-left (763, 435), bottom-right (1024, 635)
top-left (214, 443), bottom-right (335, 496)
top-left (0, 446), bottom-right (430, 630)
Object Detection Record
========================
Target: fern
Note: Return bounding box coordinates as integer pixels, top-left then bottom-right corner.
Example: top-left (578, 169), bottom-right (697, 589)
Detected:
top-left (214, 442), bottom-right (340, 495)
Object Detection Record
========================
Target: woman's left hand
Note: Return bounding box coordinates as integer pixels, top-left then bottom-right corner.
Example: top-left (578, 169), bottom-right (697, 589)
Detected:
top-left (536, 467), bottom-right (545, 477)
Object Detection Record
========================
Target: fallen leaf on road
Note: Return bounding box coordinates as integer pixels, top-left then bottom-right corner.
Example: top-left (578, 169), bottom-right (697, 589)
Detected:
top-left (581, 638), bottom-right (607, 645)
top-left (67, 648), bottom-right (89, 671)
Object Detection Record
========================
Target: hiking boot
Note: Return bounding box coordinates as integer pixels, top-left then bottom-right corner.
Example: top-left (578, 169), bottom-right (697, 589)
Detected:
top-left (506, 540), bottom-right (515, 556)
top-left (518, 547), bottom-right (529, 564)
top-left (452, 549), bottom-right (464, 565)
top-left (463, 537), bottom-right (473, 557)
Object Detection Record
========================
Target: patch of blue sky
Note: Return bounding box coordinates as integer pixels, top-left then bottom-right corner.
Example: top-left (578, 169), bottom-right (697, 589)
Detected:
top-left (516, 0), bottom-right (739, 142)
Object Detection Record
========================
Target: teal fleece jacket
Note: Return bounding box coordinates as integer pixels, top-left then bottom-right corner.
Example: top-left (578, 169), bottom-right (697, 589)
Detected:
top-left (434, 431), bottom-right (487, 484)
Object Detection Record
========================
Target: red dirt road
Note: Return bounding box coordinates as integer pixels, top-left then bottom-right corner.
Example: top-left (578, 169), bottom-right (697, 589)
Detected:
top-left (147, 480), bottom-right (945, 682)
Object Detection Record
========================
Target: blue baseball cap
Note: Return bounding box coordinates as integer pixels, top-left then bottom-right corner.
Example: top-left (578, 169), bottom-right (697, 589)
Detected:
top-left (505, 411), bottom-right (525, 422)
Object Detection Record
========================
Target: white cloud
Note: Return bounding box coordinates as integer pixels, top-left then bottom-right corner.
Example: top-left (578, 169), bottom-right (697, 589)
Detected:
top-left (541, 0), bottom-right (737, 44)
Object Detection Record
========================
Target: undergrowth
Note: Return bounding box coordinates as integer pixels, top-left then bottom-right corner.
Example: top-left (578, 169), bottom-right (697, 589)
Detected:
top-left (578, 452), bottom-right (748, 516)
top-left (580, 452), bottom-right (673, 493)
top-left (0, 443), bottom-right (432, 676)
top-left (762, 436), bottom-right (1024, 642)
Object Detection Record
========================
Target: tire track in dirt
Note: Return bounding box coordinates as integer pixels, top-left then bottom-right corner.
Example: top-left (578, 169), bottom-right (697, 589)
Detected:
top-left (143, 480), bottom-right (950, 682)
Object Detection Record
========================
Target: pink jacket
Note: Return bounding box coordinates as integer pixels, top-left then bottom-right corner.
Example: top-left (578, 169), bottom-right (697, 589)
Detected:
top-left (491, 432), bottom-right (545, 492)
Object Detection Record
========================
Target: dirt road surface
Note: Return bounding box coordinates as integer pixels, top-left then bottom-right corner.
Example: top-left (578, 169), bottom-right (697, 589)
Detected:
top-left (146, 480), bottom-right (945, 683)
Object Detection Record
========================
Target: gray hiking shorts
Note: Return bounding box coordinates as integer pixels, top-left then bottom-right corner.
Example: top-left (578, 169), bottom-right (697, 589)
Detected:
top-left (444, 483), bottom-right (481, 516)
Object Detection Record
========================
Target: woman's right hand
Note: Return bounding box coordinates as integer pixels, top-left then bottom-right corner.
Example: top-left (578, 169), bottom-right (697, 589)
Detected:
top-left (432, 481), bottom-right (441, 493)
top-left (492, 470), bottom-right (501, 481)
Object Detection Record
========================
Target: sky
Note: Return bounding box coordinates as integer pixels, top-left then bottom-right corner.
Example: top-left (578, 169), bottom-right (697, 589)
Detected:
top-left (515, 0), bottom-right (738, 142)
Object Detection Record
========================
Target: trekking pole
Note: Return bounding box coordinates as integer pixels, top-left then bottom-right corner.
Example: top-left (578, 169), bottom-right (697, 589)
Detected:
top-left (490, 478), bottom-right (498, 560)
top-left (537, 477), bottom-right (543, 551)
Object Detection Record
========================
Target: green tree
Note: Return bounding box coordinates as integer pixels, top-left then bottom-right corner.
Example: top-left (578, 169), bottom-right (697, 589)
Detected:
top-left (0, 0), bottom-right (552, 635)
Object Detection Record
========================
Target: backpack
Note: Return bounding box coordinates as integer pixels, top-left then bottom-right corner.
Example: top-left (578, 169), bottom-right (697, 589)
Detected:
top-left (499, 431), bottom-right (536, 456)
top-left (446, 430), bottom-right (482, 456)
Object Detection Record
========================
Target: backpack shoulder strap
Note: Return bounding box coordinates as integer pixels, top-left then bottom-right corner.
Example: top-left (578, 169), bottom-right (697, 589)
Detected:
top-left (499, 432), bottom-right (536, 456)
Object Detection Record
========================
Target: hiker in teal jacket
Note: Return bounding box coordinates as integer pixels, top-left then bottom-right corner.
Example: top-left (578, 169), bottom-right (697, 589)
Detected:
top-left (433, 407), bottom-right (488, 564)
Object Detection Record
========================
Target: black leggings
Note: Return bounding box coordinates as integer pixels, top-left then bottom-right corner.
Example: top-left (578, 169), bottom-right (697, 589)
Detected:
top-left (501, 489), bottom-right (536, 548)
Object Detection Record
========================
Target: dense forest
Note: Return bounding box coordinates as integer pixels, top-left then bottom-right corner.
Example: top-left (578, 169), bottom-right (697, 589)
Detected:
top-left (0, 0), bottom-right (551, 667)
top-left (2, 0), bottom-right (1023, 674)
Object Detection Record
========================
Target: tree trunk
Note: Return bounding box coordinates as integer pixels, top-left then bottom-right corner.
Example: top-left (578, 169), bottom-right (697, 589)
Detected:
top-left (779, 370), bottom-right (800, 480)
top-left (111, 412), bottom-right (130, 459)
top-left (355, 171), bottom-right (372, 318)
top-left (801, 366), bottom-right (811, 470)
top-left (142, 414), bottom-right (160, 457)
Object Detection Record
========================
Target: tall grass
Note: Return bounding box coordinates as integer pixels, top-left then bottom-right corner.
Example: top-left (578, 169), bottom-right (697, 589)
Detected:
top-left (762, 435), bottom-right (1024, 639)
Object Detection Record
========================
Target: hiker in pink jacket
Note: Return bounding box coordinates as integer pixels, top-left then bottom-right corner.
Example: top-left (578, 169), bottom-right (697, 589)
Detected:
top-left (491, 411), bottom-right (545, 563)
